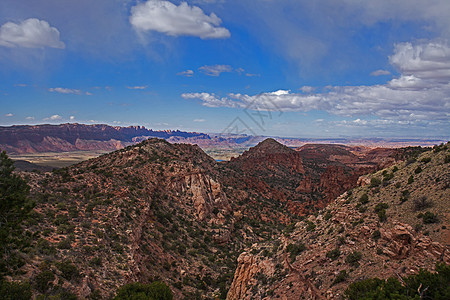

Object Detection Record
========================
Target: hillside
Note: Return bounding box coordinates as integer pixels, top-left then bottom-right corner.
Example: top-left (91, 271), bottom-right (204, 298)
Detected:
top-left (227, 143), bottom-right (450, 299)
top-left (1, 139), bottom-right (446, 299)
top-left (225, 140), bottom-right (404, 216)
top-left (3, 138), bottom-right (305, 299)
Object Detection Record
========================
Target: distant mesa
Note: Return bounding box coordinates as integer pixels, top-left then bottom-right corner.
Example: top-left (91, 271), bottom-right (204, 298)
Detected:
top-left (0, 123), bottom-right (210, 154)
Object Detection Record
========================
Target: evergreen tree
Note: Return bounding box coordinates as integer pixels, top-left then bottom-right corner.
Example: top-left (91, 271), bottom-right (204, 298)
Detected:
top-left (0, 150), bottom-right (34, 276)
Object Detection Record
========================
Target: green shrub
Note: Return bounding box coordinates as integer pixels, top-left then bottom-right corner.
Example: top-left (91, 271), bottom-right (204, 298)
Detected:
top-left (370, 178), bottom-right (381, 187)
top-left (114, 281), bottom-right (173, 300)
top-left (445, 155), bottom-right (450, 164)
top-left (400, 190), bottom-right (410, 203)
top-left (326, 248), bottom-right (341, 261)
top-left (34, 270), bottom-right (55, 293)
top-left (377, 209), bottom-right (387, 222)
top-left (286, 243), bottom-right (306, 259)
top-left (374, 203), bottom-right (389, 213)
top-left (35, 238), bottom-right (56, 256)
top-left (422, 211), bottom-right (439, 224)
top-left (382, 172), bottom-right (394, 183)
top-left (371, 230), bottom-right (381, 241)
top-left (374, 203), bottom-right (388, 222)
top-left (420, 157), bottom-right (431, 163)
top-left (414, 196), bottom-right (431, 211)
top-left (359, 194), bottom-right (369, 205)
top-left (345, 263), bottom-right (450, 300)
top-left (346, 251), bottom-right (362, 267)
top-left (89, 257), bottom-right (102, 267)
top-left (305, 221), bottom-right (316, 232)
top-left (332, 270), bottom-right (348, 286)
top-left (56, 261), bottom-right (80, 281)
top-left (57, 239), bottom-right (72, 250)
top-left (0, 280), bottom-right (32, 300)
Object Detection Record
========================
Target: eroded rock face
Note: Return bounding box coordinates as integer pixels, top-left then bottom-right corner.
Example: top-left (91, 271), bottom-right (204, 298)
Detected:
top-left (296, 174), bottom-right (312, 193)
top-left (226, 145), bottom-right (450, 299)
top-left (227, 252), bottom-right (275, 300)
top-left (174, 172), bottom-right (230, 221)
top-left (380, 223), bottom-right (450, 262)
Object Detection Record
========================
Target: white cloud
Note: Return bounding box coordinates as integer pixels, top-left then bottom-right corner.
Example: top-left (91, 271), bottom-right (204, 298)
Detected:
top-left (300, 86), bottom-right (315, 93)
top-left (44, 114), bottom-right (62, 121)
top-left (177, 69), bottom-right (194, 77)
top-left (130, 0), bottom-right (230, 39)
top-left (235, 67), bottom-right (245, 74)
top-left (389, 40), bottom-right (450, 82)
top-left (126, 85), bottom-right (148, 90)
top-left (183, 40), bottom-right (450, 122)
top-left (48, 87), bottom-right (83, 95)
top-left (193, 118), bottom-right (206, 122)
top-left (70, 116), bottom-right (75, 121)
top-left (387, 75), bottom-right (429, 90)
top-left (182, 92), bottom-right (241, 108)
top-left (25, 116), bottom-right (35, 120)
top-left (5, 113), bottom-right (13, 117)
top-left (199, 64), bottom-right (232, 76)
top-left (0, 18), bottom-right (65, 49)
top-left (370, 69), bottom-right (391, 76)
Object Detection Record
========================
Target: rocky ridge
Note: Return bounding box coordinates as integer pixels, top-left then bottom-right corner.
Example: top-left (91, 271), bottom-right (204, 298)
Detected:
top-left (226, 143), bottom-right (450, 299)
top-left (2, 138), bottom-right (440, 299)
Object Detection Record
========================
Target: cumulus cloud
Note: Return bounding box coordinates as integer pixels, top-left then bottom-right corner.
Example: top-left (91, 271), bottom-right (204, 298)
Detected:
top-left (199, 64), bottom-right (232, 76)
top-left (48, 87), bottom-right (82, 95)
top-left (0, 18), bottom-right (65, 49)
top-left (5, 113), bottom-right (13, 117)
top-left (193, 118), bottom-right (206, 122)
top-left (44, 114), bottom-right (62, 121)
top-left (70, 116), bottom-right (75, 121)
top-left (177, 69), bottom-right (194, 77)
top-left (130, 0), bottom-right (230, 39)
top-left (370, 69), bottom-right (391, 76)
top-left (183, 40), bottom-right (450, 122)
top-left (25, 116), bottom-right (35, 120)
top-left (183, 85), bottom-right (450, 121)
top-left (389, 40), bottom-right (450, 82)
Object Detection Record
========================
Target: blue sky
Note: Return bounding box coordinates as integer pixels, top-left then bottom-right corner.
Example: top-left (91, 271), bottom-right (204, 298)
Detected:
top-left (0, 0), bottom-right (449, 138)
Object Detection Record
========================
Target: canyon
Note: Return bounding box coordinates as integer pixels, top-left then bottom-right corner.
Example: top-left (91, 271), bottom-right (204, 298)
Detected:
top-left (0, 131), bottom-right (448, 299)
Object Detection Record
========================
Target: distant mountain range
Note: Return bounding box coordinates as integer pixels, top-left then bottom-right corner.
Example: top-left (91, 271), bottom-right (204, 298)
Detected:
top-left (0, 123), bottom-right (446, 156)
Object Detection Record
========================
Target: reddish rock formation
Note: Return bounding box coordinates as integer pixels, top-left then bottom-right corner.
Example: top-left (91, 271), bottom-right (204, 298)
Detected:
top-left (227, 146), bottom-right (450, 299)
top-left (231, 138), bottom-right (305, 173)
top-left (296, 174), bottom-right (312, 193)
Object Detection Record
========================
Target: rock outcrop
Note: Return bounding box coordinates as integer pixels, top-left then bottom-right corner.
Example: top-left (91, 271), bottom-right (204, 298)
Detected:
top-left (227, 145), bottom-right (450, 299)
top-left (227, 252), bottom-right (275, 300)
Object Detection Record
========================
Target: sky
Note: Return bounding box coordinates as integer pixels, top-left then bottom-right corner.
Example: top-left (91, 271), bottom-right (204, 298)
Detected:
top-left (0, 0), bottom-right (449, 139)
